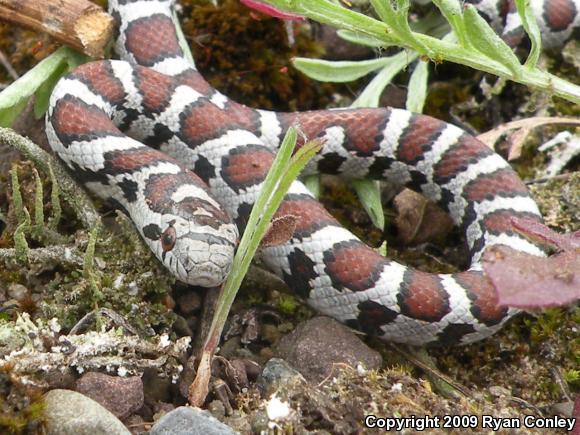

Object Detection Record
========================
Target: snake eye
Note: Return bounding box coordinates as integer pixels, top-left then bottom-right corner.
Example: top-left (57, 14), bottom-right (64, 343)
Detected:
top-left (161, 225), bottom-right (177, 252)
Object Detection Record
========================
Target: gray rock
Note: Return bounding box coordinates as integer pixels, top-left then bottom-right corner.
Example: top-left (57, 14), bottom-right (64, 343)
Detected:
top-left (7, 283), bottom-right (29, 300)
top-left (75, 372), bottom-right (144, 420)
top-left (275, 316), bottom-right (382, 382)
top-left (257, 358), bottom-right (305, 395)
top-left (150, 406), bottom-right (237, 435)
top-left (44, 389), bottom-right (131, 435)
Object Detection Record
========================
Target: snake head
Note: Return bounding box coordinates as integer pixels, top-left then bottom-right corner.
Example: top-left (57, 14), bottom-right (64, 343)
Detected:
top-left (143, 216), bottom-right (238, 287)
top-left (139, 176), bottom-right (239, 287)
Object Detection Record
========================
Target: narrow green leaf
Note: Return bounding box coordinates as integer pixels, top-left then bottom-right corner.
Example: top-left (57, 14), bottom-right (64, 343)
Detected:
top-left (303, 174), bottom-right (321, 198)
top-left (0, 98), bottom-right (28, 128)
top-left (352, 179), bottom-right (384, 230)
top-left (337, 29), bottom-right (389, 48)
top-left (514, 0), bottom-right (542, 68)
top-left (378, 241), bottom-right (388, 256)
top-left (33, 61), bottom-right (69, 119)
top-left (463, 6), bottom-right (522, 76)
top-left (406, 60), bottom-right (429, 113)
top-left (241, 127), bottom-right (298, 243)
top-left (172, 8), bottom-right (196, 67)
top-left (293, 57), bottom-right (395, 82)
top-left (352, 51), bottom-right (418, 108)
top-left (370, 0), bottom-right (433, 56)
top-left (65, 49), bottom-right (90, 69)
top-left (208, 129), bottom-right (319, 338)
top-left (0, 47), bottom-right (78, 127)
top-left (431, 0), bottom-right (468, 47)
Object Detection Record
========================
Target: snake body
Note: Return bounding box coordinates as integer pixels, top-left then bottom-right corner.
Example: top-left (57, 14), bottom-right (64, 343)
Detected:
top-left (46, 0), bottom-right (577, 345)
top-left (467, 0), bottom-right (580, 47)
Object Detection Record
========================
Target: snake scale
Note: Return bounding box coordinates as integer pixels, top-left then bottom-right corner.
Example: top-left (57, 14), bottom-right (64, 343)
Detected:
top-left (45, 0), bottom-right (578, 345)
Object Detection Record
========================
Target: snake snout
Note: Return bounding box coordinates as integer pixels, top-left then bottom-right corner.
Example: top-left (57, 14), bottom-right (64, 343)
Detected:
top-left (186, 258), bottom-right (232, 287)
top-left (179, 238), bottom-right (235, 287)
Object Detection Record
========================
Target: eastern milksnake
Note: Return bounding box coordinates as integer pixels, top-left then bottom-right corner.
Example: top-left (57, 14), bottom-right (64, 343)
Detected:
top-left (45, 0), bottom-right (578, 345)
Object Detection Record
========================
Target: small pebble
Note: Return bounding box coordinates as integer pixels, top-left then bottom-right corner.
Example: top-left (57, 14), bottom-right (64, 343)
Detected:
top-left (275, 316), bottom-right (382, 383)
top-left (75, 372), bottom-right (144, 420)
top-left (44, 389), bottom-right (131, 435)
top-left (257, 358), bottom-right (305, 396)
top-left (149, 406), bottom-right (236, 435)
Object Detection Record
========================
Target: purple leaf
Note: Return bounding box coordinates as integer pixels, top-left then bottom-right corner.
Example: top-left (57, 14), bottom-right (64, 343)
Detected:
top-left (482, 245), bottom-right (580, 309)
top-left (511, 216), bottom-right (580, 252)
top-left (239, 0), bottom-right (306, 21)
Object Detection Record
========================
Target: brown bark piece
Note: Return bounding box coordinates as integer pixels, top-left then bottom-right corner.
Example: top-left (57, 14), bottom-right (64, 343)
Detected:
top-left (0, 0), bottom-right (114, 58)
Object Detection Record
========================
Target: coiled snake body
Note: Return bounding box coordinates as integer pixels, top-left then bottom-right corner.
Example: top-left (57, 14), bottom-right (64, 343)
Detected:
top-left (46, 0), bottom-right (578, 345)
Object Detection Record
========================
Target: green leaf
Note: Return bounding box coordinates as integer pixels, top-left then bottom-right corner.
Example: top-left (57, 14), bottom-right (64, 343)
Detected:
top-left (303, 174), bottom-right (321, 198)
top-left (352, 179), bottom-right (384, 230)
top-left (207, 128), bottom-right (320, 341)
top-left (0, 47), bottom-right (86, 127)
top-left (406, 60), bottom-right (429, 113)
top-left (514, 0), bottom-right (542, 68)
top-left (370, 0), bottom-right (433, 56)
top-left (0, 98), bottom-right (28, 128)
top-left (33, 61), bottom-right (69, 119)
top-left (463, 5), bottom-right (522, 76)
top-left (173, 8), bottom-right (196, 67)
top-left (337, 29), bottom-right (390, 48)
top-left (351, 51), bottom-right (418, 108)
top-left (431, 0), bottom-right (468, 47)
top-left (292, 57), bottom-right (396, 82)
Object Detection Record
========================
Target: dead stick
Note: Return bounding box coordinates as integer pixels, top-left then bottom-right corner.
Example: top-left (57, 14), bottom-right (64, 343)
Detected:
top-left (0, 0), bottom-right (113, 58)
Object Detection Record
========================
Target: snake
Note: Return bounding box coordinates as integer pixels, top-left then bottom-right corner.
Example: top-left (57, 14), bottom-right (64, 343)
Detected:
top-left (466, 0), bottom-right (580, 47)
top-left (45, 0), bottom-right (577, 346)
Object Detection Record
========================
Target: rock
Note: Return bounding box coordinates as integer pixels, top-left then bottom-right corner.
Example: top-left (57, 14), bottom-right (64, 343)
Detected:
top-left (44, 389), bottom-right (131, 435)
top-left (275, 316), bottom-right (382, 382)
top-left (257, 358), bottom-right (305, 395)
top-left (45, 367), bottom-right (77, 390)
top-left (149, 406), bottom-right (236, 435)
top-left (75, 372), bottom-right (144, 420)
top-left (7, 283), bottom-right (29, 300)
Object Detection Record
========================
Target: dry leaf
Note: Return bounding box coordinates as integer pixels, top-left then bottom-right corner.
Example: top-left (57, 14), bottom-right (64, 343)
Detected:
top-left (477, 117), bottom-right (580, 160)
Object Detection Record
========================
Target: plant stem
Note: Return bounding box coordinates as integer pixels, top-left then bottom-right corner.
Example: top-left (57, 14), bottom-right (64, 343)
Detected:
top-left (264, 0), bottom-right (580, 103)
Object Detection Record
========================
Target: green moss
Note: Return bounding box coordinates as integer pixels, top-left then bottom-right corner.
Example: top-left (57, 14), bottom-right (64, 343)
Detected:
top-left (276, 294), bottom-right (299, 315)
top-left (0, 365), bottom-right (46, 435)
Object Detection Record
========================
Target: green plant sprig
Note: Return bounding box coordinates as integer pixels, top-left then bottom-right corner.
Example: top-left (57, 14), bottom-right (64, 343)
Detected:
top-left (190, 127), bottom-right (321, 405)
top-left (264, 0), bottom-right (580, 103)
